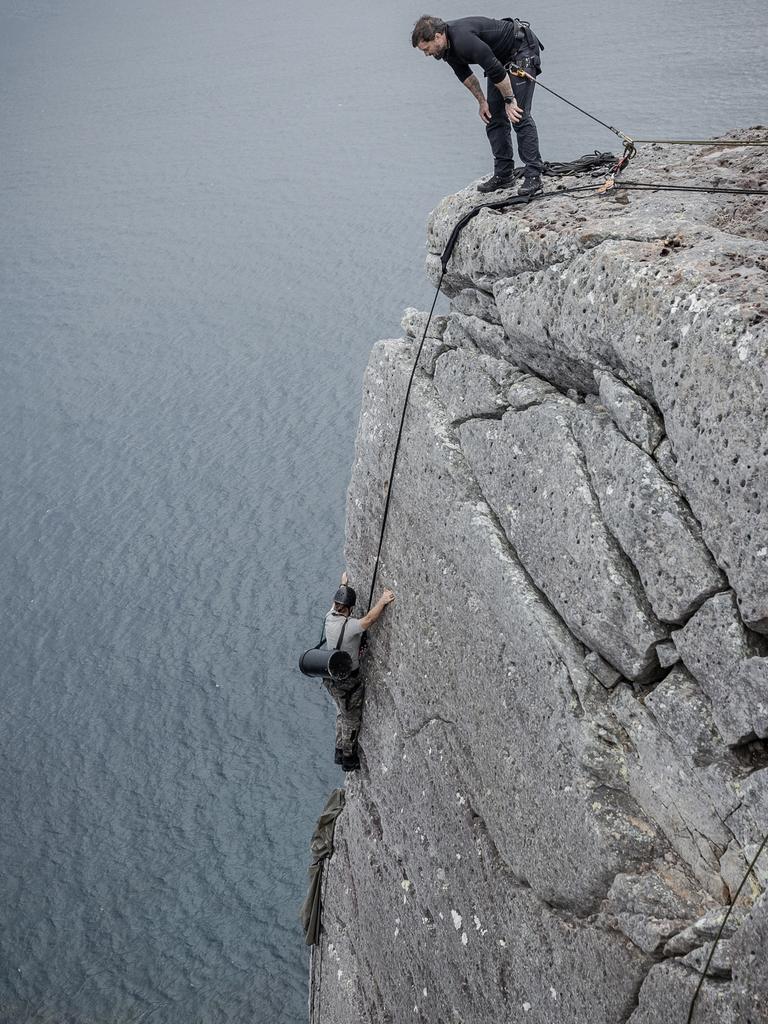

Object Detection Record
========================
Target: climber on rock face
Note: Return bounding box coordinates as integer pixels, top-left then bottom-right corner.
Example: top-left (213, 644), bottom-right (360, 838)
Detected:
top-left (322, 571), bottom-right (395, 773)
top-left (411, 14), bottom-right (545, 196)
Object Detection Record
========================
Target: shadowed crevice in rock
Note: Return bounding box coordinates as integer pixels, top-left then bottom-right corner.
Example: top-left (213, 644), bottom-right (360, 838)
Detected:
top-left (566, 418), bottom-right (670, 638)
top-left (460, 404), bottom-right (669, 680)
top-left (403, 714), bottom-right (457, 739)
top-left (447, 406), bottom-right (514, 429)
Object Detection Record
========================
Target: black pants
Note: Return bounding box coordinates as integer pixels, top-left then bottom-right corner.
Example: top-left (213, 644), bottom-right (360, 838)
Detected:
top-left (485, 49), bottom-right (543, 179)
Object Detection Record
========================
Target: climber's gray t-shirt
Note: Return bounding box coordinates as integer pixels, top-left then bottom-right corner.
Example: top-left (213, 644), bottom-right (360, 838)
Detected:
top-left (324, 610), bottom-right (364, 670)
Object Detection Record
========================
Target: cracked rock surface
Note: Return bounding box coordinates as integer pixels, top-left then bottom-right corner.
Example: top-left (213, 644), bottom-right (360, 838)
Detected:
top-left (312, 132), bottom-right (768, 1023)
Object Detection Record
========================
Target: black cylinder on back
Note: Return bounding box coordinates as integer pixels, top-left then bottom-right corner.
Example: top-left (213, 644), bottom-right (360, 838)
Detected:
top-left (299, 647), bottom-right (353, 681)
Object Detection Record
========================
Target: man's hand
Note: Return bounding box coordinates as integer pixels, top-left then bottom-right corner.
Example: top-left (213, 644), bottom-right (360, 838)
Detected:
top-left (340, 570), bottom-right (348, 585)
top-left (359, 587), bottom-right (396, 629)
top-left (506, 99), bottom-right (523, 124)
top-left (478, 100), bottom-right (491, 124)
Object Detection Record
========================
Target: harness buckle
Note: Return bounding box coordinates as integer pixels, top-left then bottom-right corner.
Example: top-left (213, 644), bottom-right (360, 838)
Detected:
top-left (505, 61), bottom-right (531, 79)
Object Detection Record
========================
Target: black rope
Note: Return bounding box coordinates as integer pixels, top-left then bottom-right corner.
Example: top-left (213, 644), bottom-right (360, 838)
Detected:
top-left (686, 833), bottom-right (768, 1023)
top-left (618, 181), bottom-right (768, 196)
top-left (632, 138), bottom-right (768, 146)
top-left (507, 63), bottom-right (768, 155)
top-left (440, 182), bottom-right (604, 269)
top-left (507, 64), bottom-right (632, 144)
top-left (542, 151), bottom-right (617, 176)
top-left (366, 268), bottom-right (446, 612)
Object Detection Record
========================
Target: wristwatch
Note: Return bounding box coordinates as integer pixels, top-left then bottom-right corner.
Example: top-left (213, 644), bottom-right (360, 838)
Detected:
top-left (503, 96), bottom-right (515, 105)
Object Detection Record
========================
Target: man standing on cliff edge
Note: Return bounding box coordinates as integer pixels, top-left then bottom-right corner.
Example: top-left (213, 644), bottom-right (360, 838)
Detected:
top-left (412, 14), bottom-right (545, 195)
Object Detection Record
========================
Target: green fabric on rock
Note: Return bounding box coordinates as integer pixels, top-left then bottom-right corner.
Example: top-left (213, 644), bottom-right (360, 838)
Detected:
top-left (299, 788), bottom-right (346, 945)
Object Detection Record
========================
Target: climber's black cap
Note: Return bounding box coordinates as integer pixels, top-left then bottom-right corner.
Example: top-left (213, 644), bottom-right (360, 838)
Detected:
top-left (333, 585), bottom-right (356, 609)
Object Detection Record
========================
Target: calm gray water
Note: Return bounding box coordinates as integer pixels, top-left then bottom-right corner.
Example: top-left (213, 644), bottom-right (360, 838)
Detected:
top-left (1, 1), bottom-right (765, 1021)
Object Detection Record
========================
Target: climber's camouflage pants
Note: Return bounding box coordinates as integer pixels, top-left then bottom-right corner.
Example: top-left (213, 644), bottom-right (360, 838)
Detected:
top-left (322, 676), bottom-right (364, 757)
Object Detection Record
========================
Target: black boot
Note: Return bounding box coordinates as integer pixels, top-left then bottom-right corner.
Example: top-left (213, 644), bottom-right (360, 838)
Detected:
top-left (341, 752), bottom-right (361, 772)
top-left (334, 747), bottom-right (343, 765)
top-left (518, 175), bottom-right (543, 198)
top-left (477, 173), bottom-right (516, 194)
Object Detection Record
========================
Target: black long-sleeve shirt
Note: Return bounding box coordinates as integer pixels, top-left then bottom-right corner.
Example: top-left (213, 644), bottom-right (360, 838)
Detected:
top-left (441, 17), bottom-right (519, 85)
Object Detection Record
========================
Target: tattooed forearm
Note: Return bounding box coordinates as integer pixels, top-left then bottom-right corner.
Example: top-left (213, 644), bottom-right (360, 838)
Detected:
top-left (462, 74), bottom-right (486, 104)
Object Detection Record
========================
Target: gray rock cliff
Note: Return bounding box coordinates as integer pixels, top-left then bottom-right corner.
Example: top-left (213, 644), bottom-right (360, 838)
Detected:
top-left (312, 131), bottom-right (768, 1023)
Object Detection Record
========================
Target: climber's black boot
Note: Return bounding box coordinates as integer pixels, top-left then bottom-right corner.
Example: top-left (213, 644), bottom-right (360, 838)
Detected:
top-left (477, 173), bottom-right (516, 194)
top-left (518, 175), bottom-right (543, 198)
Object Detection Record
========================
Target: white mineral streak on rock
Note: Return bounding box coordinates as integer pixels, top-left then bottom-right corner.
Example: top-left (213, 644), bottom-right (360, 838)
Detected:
top-left (315, 132), bottom-right (768, 1024)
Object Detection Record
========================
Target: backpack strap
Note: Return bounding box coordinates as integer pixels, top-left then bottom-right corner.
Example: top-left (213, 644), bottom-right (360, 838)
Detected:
top-left (335, 616), bottom-right (350, 650)
top-left (317, 613), bottom-right (351, 650)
